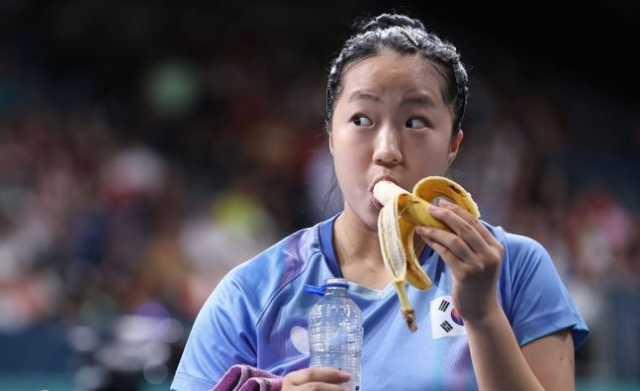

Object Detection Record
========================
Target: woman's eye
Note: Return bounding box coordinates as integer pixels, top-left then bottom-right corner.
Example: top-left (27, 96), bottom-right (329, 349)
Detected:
top-left (406, 118), bottom-right (428, 129)
top-left (353, 115), bottom-right (373, 126)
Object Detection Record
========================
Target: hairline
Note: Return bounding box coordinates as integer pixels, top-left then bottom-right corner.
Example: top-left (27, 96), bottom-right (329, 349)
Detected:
top-left (327, 48), bottom-right (456, 133)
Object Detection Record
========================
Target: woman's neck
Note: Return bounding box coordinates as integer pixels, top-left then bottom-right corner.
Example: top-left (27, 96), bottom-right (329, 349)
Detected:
top-left (332, 208), bottom-right (427, 290)
top-left (334, 211), bottom-right (383, 267)
top-left (333, 210), bottom-right (391, 289)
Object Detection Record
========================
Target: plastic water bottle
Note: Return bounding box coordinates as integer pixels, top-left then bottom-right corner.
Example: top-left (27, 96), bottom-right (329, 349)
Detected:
top-left (307, 278), bottom-right (363, 391)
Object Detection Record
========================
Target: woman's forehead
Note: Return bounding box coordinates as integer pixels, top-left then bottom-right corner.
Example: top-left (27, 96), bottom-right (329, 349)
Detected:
top-left (340, 52), bottom-right (447, 105)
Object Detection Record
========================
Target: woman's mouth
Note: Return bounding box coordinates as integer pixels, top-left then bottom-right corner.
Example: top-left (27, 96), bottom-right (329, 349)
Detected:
top-left (370, 176), bottom-right (400, 210)
top-left (371, 194), bottom-right (384, 209)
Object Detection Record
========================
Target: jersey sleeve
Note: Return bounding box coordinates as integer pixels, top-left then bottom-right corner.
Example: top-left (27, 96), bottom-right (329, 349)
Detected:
top-left (171, 271), bottom-right (258, 391)
top-left (503, 233), bottom-right (589, 349)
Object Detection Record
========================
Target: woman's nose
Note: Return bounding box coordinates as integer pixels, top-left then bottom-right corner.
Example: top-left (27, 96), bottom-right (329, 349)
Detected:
top-left (372, 126), bottom-right (402, 166)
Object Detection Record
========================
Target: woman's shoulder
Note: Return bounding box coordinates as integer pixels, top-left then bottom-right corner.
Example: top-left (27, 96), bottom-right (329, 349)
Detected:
top-left (216, 219), bottom-right (329, 297)
top-left (482, 221), bottom-right (561, 295)
top-left (199, 219), bottom-right (331, 327)
top-left (482, 221), bottom-right (549, 260)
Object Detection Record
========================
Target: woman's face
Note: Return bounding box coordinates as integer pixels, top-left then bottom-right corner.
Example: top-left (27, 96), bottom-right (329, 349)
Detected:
top-left (330, 51), bottom-right (462, 231)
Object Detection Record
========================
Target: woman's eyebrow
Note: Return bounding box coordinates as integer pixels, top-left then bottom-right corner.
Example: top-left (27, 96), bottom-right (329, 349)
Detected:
top-left (401, 94), bottom-right (436, 108)
top-left (348, 90), bottom-right (382, 103)
top-left (347, 91), bottom-right (436, 107)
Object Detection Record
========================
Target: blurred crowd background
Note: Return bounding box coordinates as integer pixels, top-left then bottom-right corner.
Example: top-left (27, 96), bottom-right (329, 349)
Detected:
top-left (0, 1), bottom-right (638, 390)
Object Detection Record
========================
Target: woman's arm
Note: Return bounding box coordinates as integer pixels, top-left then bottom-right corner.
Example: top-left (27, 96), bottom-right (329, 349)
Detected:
top-left (465, 306), bottom-right (574, 391)
top-left (417, 200), bottom-right (576, 390)
top-left (172, 276), bottom-right (258, 390)
top-left (522, 329), bottom-right (575, 390)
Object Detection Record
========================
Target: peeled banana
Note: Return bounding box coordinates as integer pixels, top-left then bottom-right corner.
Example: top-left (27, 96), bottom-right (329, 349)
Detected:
top-left (374, 176), bottom-right (480, 332)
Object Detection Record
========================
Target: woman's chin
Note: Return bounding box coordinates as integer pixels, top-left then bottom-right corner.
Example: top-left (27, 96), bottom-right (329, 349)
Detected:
top-left (339, 205), bottom-right (380, 233)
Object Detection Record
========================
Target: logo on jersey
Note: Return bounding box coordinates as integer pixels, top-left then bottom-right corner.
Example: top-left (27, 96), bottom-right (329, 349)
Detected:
top-left (290, 326), bottom-right (309, 354)
top-left (430, 296), bottom-right (466, 339)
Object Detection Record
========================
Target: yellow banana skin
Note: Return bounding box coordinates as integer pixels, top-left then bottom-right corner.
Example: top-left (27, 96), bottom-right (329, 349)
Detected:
top-left (375, 176), bottom-right (480, 332)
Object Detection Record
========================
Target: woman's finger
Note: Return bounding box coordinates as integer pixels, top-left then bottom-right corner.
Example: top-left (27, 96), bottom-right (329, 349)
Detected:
top-left (419, 229), bottom-right (470, 275)
top-left (417, 225), bottom-right (476, 265)
top-left (285, 367), bottom-right (351, 386)
top-left (428, 202), bottom-right (487, 254)
top-left (436, 201), bottom-right (505, 264)
top-left (438, 200), bottom-right (502, 248)
top-left (299, 383), bottom-right (349, 390)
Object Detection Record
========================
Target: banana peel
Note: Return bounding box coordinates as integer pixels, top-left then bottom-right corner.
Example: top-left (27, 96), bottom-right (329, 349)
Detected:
top-left (374, 176), bottom-right (480, 332)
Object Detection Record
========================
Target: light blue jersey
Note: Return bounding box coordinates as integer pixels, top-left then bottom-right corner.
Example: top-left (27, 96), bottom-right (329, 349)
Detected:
top-left (171, 215), bottom-right (588, 391)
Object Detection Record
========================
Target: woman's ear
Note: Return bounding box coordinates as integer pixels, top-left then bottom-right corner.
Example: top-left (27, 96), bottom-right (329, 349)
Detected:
top-left (448, 130), bottom-right (464, 167)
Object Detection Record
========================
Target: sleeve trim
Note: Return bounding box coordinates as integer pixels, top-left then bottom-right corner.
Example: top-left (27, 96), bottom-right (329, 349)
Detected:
top-left (515, 309), bottom-right (589, 349)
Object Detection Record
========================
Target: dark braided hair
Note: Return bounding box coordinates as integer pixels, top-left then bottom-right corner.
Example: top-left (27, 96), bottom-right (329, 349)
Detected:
top-left (325, 14), bottom-right (469, 134)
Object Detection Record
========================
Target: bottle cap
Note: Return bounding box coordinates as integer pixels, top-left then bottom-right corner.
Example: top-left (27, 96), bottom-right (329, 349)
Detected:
top-left (323, 278), bottom-right (349, 290)
top-left (304, 278), bottom-right (349, 296)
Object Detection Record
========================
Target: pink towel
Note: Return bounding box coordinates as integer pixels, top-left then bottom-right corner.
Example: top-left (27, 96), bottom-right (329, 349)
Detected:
top-left (210, 364), bottom-right (283, 391)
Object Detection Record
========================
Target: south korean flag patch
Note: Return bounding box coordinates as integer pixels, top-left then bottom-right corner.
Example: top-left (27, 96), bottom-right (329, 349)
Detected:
top-left (431, 296), bottom-right (466, 339)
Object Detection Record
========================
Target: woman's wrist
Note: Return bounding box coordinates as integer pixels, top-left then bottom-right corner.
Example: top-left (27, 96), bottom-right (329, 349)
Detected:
top-left (459, 297), bottom-right (504, 330)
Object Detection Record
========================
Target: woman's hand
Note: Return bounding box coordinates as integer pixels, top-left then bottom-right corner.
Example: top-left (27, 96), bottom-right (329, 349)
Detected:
top-left (416, 199), bottom-right (504, 323)
top-left (282, 368), bottom-right (350, 390)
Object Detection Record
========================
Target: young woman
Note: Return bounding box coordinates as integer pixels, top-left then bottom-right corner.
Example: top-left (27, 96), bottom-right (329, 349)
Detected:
top-left (171, 13), bottom-right (588, 391)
